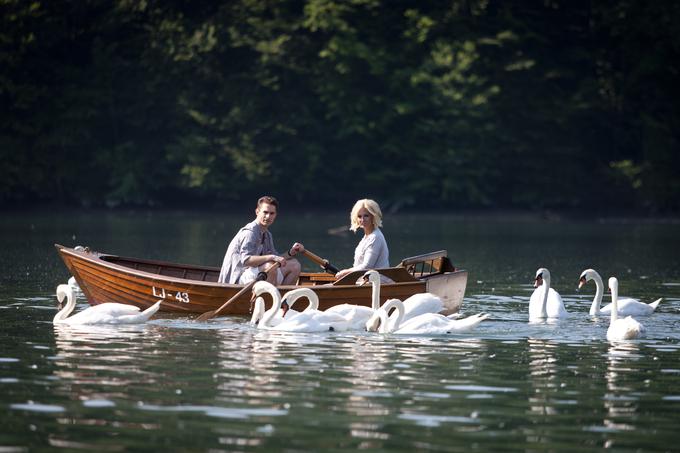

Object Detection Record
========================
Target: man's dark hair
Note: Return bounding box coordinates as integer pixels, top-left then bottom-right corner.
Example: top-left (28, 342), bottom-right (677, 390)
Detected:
top-left (257, 196), bottom-right (279, 209)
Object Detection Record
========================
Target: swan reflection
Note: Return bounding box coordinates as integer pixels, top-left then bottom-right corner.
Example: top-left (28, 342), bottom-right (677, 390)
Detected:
top-left (52, 324), bottom-right (165, 392)
top-left (603, 342), bottom-right (642, 432)
top-left (527, 338), bottom-right (559, 416)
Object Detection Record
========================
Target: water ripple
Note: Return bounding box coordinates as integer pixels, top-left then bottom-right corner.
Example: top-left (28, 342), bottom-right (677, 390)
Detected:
top-left (137, 403), bottom-right (288, 419)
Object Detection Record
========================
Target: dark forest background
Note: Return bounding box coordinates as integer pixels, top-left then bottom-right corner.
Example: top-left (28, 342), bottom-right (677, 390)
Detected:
top-left (2, 0), bottom-right (679, 213)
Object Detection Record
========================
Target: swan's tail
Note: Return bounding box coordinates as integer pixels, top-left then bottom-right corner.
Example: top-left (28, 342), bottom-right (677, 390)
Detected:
top-left (648, 298), bottom-right (662, 310)
top-left (117, 300), bottom-right (162, 323)
top-left (141, 300), bottom-right (162, 318)
top-left (449, 312), bottom-right (489, 332)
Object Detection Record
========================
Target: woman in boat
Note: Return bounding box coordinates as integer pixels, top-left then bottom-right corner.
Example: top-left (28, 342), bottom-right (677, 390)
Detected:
top-left (335, 199), bottom-right (390, 281)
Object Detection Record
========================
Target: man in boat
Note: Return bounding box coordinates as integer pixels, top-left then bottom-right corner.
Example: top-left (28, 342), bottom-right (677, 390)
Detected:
top-left (218, 195), bottom-right (305, 286)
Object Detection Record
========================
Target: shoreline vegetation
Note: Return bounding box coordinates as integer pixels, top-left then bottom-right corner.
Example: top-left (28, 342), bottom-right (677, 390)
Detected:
top-left (2, 1), bottom-right (679, 214)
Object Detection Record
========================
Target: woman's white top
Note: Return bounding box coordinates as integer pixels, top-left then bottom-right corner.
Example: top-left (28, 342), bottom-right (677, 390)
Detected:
top-left (352, 228), bottom-right (389, 271)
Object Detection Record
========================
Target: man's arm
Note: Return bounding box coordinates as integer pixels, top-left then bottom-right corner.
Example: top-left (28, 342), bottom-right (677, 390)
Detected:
top-left (244, 254), bottom-right (287, 267)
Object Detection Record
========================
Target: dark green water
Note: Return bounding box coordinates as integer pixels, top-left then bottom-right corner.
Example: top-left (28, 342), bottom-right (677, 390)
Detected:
top-left (2, 209), bottom-right (680, 451)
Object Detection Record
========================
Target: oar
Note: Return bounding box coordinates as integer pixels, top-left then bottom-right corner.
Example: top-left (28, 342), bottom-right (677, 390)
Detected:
top-left (301, 249), bottom-right (339, 274)
top-left (195, 262), bottom-right (281, 322)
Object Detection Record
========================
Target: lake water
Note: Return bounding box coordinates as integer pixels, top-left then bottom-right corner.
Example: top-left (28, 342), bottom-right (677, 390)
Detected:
top-left (2, 209), bottom-right (680, 451)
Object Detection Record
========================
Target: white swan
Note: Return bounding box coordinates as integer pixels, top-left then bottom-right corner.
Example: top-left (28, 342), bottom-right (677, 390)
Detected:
top-left (251, 282), bottom-right (349, 332)
top-left (579, 269), bottom-right (662, 316)
top-left (529, 268), bottom-right (567, 321)
top-left (53, 284), bottom-right (161, 325)
top-left (607, 277), bottom-right (644, 341)
top-left (326, 270), bottom-right (381, 330)
top-left (364, 283), bottom-right (445, 332)
top-left (278, 287), bottom-right (352, 332)
top-left (250, 281), bottom-right (300, 329)
top-left (371, 299), bottom-right (489, 334)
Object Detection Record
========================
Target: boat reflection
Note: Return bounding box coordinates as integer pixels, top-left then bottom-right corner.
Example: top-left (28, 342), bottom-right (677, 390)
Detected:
top-left (50, 324), bottom-right (168, 440)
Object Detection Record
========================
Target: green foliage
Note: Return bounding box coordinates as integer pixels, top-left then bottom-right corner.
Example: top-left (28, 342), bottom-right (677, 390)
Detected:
top-left (1, 0), bottom-right (678, 212)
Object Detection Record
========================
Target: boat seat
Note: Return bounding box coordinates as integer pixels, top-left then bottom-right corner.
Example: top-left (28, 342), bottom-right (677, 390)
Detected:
top-left (398, 250), bottom-right (455, 277)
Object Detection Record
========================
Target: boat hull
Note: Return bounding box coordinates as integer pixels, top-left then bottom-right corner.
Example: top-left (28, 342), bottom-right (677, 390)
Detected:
top-left (55, 244), bottom-right (467, 316)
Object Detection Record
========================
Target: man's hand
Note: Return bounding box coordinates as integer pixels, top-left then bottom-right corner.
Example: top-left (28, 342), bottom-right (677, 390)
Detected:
top-left (272, 255), bottom-right (287, 267)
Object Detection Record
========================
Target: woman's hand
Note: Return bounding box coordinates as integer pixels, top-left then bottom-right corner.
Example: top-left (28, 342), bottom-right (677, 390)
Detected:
top-left (335, 268), bottom-right (351, 279)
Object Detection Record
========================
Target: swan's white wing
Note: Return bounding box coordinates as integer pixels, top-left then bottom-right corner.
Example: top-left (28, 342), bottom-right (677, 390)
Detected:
top-left (63, 310), bottom-right (117, 325)
top-left (402, 293), bottom-right (444, 320)
top-left (446, 313), bottom-right (490, 332)
top-left (64, 301), bottom-right (160, 325)
top-left (395, 312), bottom-right (488, 334)
top-left (600, 297), bottom-right (659, 316)
top-left (88, 303), bottom-right (142, 316)
top-left (327, 305), bottom-right (374, 330)
top-left (395, 313), bottom-right (452, 334)
top-left (607, 316), bottom-right (644, 341)
top-left (274, 309), bottom-right (351, 332)
top-left (528, 286), bottom-right (545, 320)
top-left (545, 288), bottom-right (567, 318)
top-left (326, 304), bottom-right (373, 320)
top-left (114, 301), bottom-right (162, 324)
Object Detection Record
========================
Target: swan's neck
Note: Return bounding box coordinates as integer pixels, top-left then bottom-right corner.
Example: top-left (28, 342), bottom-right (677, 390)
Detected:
top-left (53, 291), bottom-right (75, 323)
top-left (370, 276), bottom-right (381, 310)
top-left (589, 274), bottom-right (604, 315)
top-left (298, 293), bottom-right (319, 312)
top-left (380, 301), bottom-right (404, 333)
top-left (286, 289), bottom-right (319, 312)
top-left (610, 286), bottom-right (619, 323)
top-left (250, 298), bottom-right (265, 325)
top-left (261, 290), bottom-right (282, 327)
top-left (540, 275), bottom-right (550, 318)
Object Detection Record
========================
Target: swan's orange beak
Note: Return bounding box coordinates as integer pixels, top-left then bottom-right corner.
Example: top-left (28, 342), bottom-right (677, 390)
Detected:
top-left (534, 275), bottom-right (543, 288)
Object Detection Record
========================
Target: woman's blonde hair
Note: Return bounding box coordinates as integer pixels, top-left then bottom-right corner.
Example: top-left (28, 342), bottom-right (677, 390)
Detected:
top-left (349, 199), bottom-right (383, 232)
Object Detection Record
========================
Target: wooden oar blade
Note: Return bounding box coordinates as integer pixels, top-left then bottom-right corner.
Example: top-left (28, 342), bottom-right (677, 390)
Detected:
top-left (195, 307), bottom-right (220, 322)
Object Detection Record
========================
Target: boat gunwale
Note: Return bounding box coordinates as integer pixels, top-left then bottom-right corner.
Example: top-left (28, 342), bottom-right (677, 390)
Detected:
top-left (55, 244), bottom-right (448, 290)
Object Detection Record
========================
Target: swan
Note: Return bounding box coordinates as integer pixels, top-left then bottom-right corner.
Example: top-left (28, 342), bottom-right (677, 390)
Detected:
top-left (371, 299), bottom-right (489, 334)
top-left (362, 276), bottom-right (445, 332)
top-left (325, 270), bottom-right (382, 330)
top-left (251, 282), bottom-right (350, 332)
top-left (606, 277), bottom-right (644, 341)
top-left (250, 281), bottom-right (300, 329)
top-left (53, 284), bottom-right (161, 325)
top-left (277, 287), bottom-right (352, 332)
top-left (529, 268), bottom-right (567, 321)
top-left (579, 269), bottom-right (662, 316)
top-left (365, 292), bottom-right (445, 332)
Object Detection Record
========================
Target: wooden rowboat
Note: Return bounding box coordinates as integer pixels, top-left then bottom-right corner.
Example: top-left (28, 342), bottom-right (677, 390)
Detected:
top-left (55, 244), bottom-right (468, 316)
